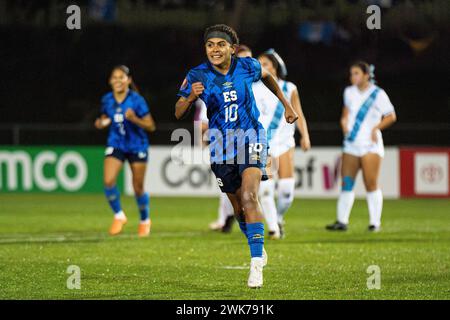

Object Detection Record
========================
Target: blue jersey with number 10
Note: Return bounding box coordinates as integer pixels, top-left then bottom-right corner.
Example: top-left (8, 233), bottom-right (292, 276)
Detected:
top-left (178, 57), bottom-right (267, 163)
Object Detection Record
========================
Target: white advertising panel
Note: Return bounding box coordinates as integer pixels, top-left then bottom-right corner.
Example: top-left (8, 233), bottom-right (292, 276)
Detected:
top-left (414, 153), bottom-right (449, 195)
top-left (125, 146), bottom-right (400, 198)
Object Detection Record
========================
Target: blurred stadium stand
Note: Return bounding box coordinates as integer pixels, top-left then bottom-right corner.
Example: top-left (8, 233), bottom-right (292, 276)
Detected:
top-left (0, 0), bottom-right (449, 146)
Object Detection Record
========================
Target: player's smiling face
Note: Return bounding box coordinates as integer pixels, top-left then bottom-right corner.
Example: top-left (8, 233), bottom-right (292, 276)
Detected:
top-left (110, 69), bottom-right (131, 94)
top-left (350, 66), bottom-right (369, 87)
top-left (205, 38), bottom-right (234, 67)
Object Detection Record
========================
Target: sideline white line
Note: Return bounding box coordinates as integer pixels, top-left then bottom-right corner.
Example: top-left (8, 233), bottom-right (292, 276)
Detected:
top-left (219, 266), bottom-right (249, 270)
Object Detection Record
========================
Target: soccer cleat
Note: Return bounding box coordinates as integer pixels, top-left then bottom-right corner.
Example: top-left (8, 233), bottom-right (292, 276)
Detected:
top-left (368, 225), bottom-right (381, 232)
top-left (326, 221), bottom-right (348, 231)
top-left (221, 215), bottom-right (235, 233)
top-left (268, 230), bottom-right (281, 240)
top-left (248, 258), bottom-right (264, 288)
top-left (209, 220), bottom-right (223, 231)
top-left (262, 248), bottom-right (268, 267)
top-left (138, 220), bottom-right (151, 237)
top-left (109, 216), bottom-right (127, 236)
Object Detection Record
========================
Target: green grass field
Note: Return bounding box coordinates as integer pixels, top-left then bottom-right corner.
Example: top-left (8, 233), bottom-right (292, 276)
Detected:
top-left (0, 194), bottom-right (449, 300)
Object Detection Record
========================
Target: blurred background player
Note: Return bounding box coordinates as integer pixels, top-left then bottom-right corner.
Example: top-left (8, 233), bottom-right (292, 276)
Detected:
top-left (175, 24), bottom-right (298, 288)
top-left (94, 65), bottom-right (156, 237)
top-left (326, 61), bottom-right (397, 232)
top-left (254, 49), bottom-right (311, 239)
top-left (207, 44), bottom-right (253, 233)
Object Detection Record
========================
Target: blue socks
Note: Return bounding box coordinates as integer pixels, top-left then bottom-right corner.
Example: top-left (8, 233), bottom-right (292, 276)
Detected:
top-left (136, 192), bottom-right (150, 222)
top-left (246, 222), bottom-right (265, 258)
top-left (235, 212), bottom-right (265, 258)
top-left (105, 186), bottom-right (150, 222)
top-left (104, 185), bottom-right (122, 214)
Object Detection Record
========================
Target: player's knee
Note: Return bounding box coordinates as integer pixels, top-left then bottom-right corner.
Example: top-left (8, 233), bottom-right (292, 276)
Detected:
top-left (365, 181), bottom-right (378, 192)
top-left (341, 176), bottom-right (355, 192)
top-left (104, 178), bottom-right (116, 188)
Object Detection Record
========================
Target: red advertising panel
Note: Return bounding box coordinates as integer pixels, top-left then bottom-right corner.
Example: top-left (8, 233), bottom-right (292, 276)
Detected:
top-left (400, 148), bottom-right (450, 198)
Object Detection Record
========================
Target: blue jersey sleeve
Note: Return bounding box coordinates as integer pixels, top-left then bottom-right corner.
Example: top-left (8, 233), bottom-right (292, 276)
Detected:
top-left (242, 57), bottom-right (262, 83)
top-left (177, 71), bottom-right (194, 98)
top-left (134, 95), bottom-right (150, 118)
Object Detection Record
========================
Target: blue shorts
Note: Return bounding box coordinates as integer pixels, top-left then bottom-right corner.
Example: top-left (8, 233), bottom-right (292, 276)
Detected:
top-left (105, 147), bottom-right (148, 163)
top-left (211, 143), bottom-right (268, 194)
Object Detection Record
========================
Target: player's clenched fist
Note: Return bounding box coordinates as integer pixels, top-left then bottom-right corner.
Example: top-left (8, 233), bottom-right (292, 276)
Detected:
top-left (188, 82), bottom-right (205, 103)
top-left (284, 105), bottom-right (299, 124)
top-left (125, 108), bottom-right (137, 122)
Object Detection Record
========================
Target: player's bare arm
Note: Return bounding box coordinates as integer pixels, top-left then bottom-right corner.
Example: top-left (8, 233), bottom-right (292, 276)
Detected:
top-left (340, 106), bottom-right (350, 135)
top-left (371, 112), bottom-right (397, 142)
top-left (175, 82), bottom-right (204, 119)
top-left (260, 67), bottom-right (298, 124)
top-left (291, 88), bottom-right (311, 151)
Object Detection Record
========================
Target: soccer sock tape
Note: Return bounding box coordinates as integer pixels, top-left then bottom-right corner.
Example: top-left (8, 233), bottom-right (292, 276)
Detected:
top-left (246, 222), bottom-right (264, 258)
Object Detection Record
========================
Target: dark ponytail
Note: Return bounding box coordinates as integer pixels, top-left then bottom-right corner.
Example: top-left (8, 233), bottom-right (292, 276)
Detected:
top-left (111, 65), bottom-right (140, 93)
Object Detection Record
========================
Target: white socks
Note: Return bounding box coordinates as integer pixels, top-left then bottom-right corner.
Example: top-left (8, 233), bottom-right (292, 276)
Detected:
top-left (114, 210), bottom-right (126, 220)
top-left (218, 193), bottom-right (234, 225)
top-left (367, 189), bottom-right (383, 227)
top-left (259, 179), bottom-right (279, 233)
top-left (337, 191), bottom-right (355, 225)
top-left (277, 178), bottom-right (295, 223)
top-left (336, 189), bottom-right (383, 227)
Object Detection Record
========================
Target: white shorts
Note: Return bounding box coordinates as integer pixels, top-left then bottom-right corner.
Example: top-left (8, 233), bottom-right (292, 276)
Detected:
top-left (343, 136), bottom-right (385, 158)
top-left (268, 135), bottom-right (295, 158)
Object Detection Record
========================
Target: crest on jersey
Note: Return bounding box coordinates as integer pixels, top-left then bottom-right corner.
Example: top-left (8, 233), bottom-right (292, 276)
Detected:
top-left (138, 152), bottom-right (146, 159)
top-left (180, 78), bottom-right (188, 90)
top-left (222, 81), bottom-right (233, 89)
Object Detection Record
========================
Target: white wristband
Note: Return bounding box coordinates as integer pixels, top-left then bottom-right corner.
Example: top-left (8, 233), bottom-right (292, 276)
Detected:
top-left (101, 118), bottom-right (111, 126)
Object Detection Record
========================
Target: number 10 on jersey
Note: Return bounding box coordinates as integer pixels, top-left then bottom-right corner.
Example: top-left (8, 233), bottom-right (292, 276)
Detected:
top-left (223, 90), bottom-right (238, 123)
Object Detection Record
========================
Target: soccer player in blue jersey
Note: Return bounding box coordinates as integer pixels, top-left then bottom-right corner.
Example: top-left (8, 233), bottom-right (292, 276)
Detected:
top-left (95, 65), bottom-right (156, 237)
top-left (175, 24), bottom-right (298, 288)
